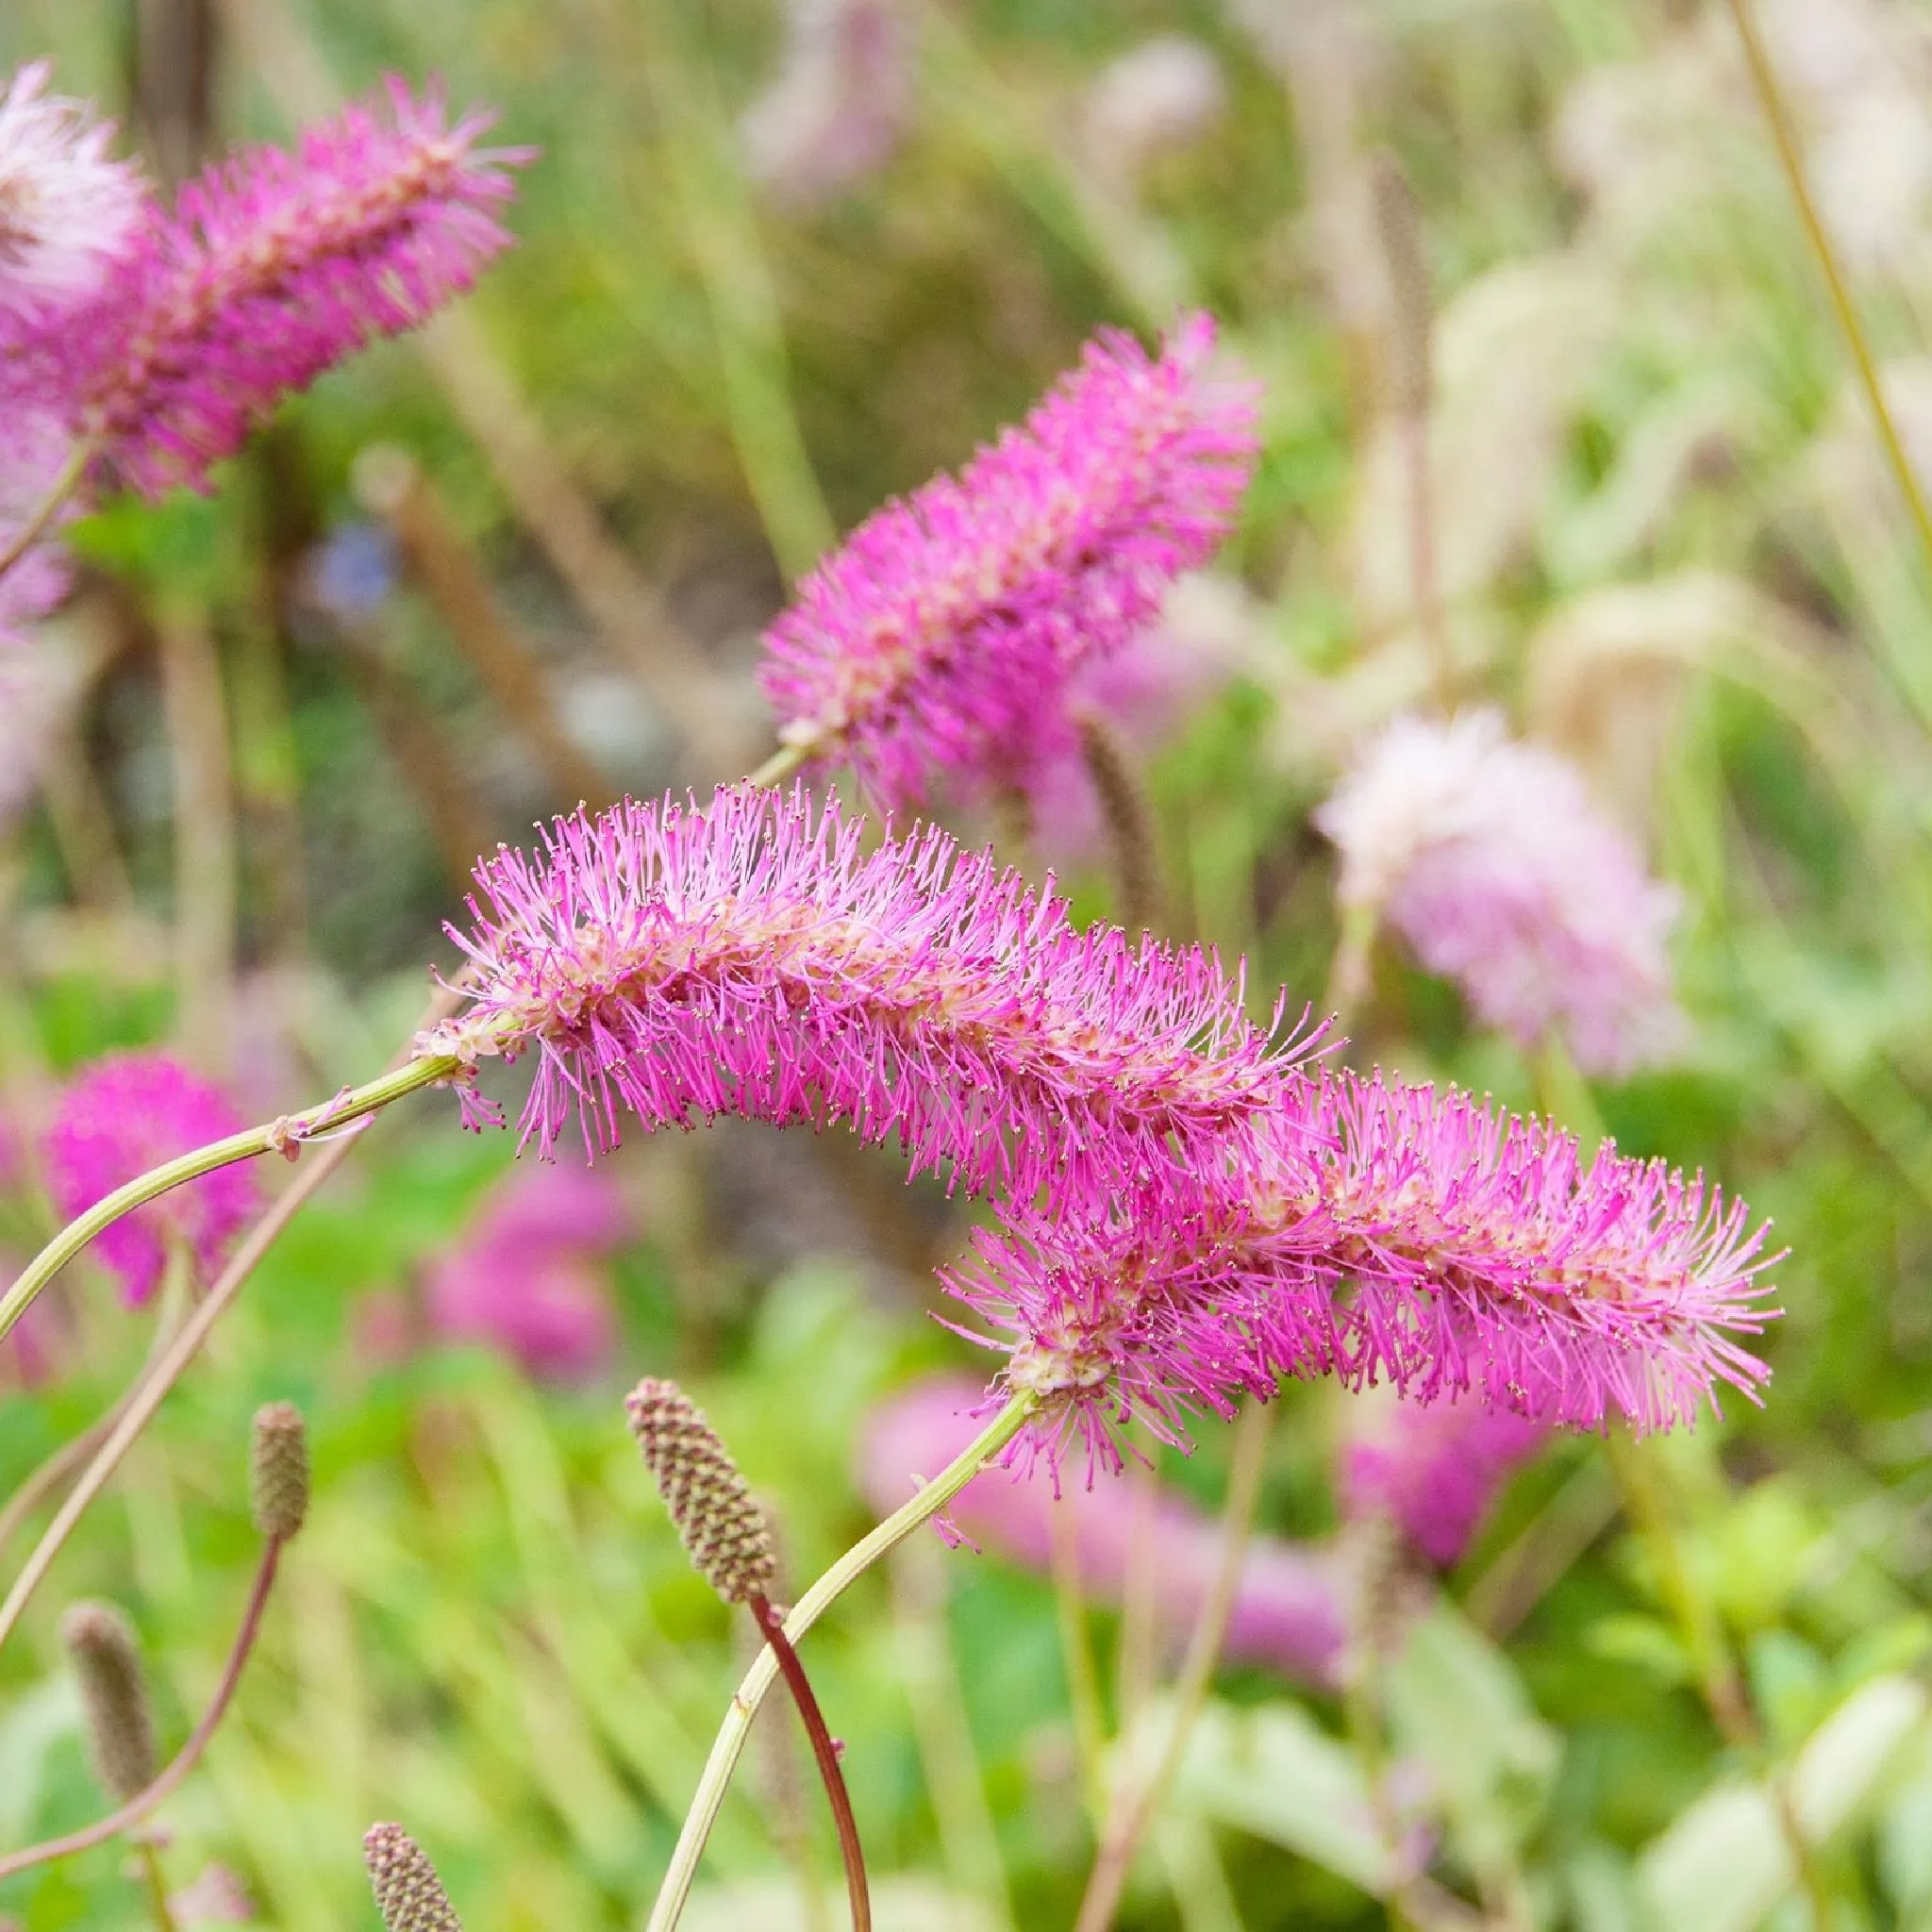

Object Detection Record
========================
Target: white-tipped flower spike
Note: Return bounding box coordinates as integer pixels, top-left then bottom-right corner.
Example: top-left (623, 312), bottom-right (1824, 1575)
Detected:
top-left (364, 1824), bottom-right (463, 1932)
top-left (626, 1378), bottom-right (777, 1605)
top-left (61, 1601), bottom-right (156, 1804)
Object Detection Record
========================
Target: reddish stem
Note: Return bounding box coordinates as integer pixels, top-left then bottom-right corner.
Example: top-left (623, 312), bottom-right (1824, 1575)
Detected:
top-left (747, 1591), bottom-right (872, 1932)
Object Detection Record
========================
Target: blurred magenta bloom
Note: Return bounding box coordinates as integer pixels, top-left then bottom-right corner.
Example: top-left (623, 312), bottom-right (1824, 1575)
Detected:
top-left (43, 1051), bottom-right (258, 1306)
top-left (424, 1165), bottom-right (628, 1382)
top-left (862, 1375), bottom-right (1346, 1688)
top-left (758, 314), bottom-right (1257, 808)
top-left (951, 1066), bottom-right (1775, 1474)
top-left (0, 61), bottom-right (143, 332)
top-left (7, 77), bottom-right (525, 498)
top-left (1341, 1396), bottom-right (1546, 1569)
top-left (418, 782), bottom-right (1287, 1204)
top-left (1317, 709), bottom-right (1685, 1076)
top-left (741, 0), bottom-right (912, 208)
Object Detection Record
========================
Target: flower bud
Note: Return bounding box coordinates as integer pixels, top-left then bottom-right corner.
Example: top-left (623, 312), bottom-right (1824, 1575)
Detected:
top-left (363, 1824), bottom-right (463, 1932)
top-left (250, 1401), bottom-right (310, 1542)
top-left (625, 1378), bottom-right (776, 1604)
top-left (61, 1600), bottom-right (155, 1803)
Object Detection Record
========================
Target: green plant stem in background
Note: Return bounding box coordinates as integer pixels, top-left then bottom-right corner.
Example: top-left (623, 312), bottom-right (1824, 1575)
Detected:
top-left (1071, 1401), bottom-right (1274, 1932)
top-left (748, 739), bottom-right (814, 789)
top-left (0, 436), bottom-right (94, 583)
top-left (0, 1052), bottom-right (458, 1348)
top-left (646, 1394), bottom-right (1038, 1932)
top-left (1324, 900), bottom-right (1380, 1033)
top-left (136, 1840), bottom-right (179, 1932)
top-left (1724, 0), bottom-right (1932, 601)
top-left (1048, 1489), bottom-right (1108, 1828)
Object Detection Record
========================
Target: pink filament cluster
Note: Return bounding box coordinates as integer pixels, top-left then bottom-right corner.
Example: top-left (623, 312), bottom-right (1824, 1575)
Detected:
top-left (4, 76), bottom-right (525, 498)
top-left (425, 1165), bottom-right (629, 1382)
top-left (1317, 710), bottom-right (1685, 1077)
top-left (948, 1067), bottom-right (1776, 1474)
top-left (863, 1374), bottom-right (1346, 1686)
top-left (1341, 1396), bottom-right (1546, 1569)
top-left (42, 1050), bottom-right (259, 1306)
top-left (419, 782), bottom-right (1287, 1205)
top-left (758, 313), bottom-right (1258, 808)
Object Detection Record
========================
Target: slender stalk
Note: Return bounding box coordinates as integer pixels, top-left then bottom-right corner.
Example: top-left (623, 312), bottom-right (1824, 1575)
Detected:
top-left (136, 1840), bottom-right (179, 1932)
top-left (0, 438), bottom-right (94, 583)
top-left (644, 1394), bottom-right (1037, 1932)
top-left (0, 1541), bottom-right (283, 1878)
top-left (748, 740), bottom-right (813, 789)
top-left (1076, 711), bottom-right (1161, 933)
top-left (1048, 1492), bottom-right (1108, 1826)
top-left (1323, 900), bottom-right (1379, 1033)
top-left (747, 1592), bottom-right (871, 1932)
top-left (1724, 0), bottom-right (1932, 589)
top-left (1071, 1401), bottom-right (1273, 1932)
top-left (0, 1052), bottom-right (457, 1347)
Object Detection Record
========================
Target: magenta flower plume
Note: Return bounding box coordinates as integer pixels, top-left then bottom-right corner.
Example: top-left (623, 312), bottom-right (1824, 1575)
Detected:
top-left (425, 1165), bottom-right (627, 1382)
top-left (0, 62), bottom-right (143, 332)
top-left (42, 1050), bottom-right (259, 1306)
top-left (947, 1067), bottom-right (1776, 1474)
top-left (11, 77), bottom-right (526, 498)
top-left (1316, 710), bottom-right (1684, 1077)
top-left (1341, 1394), bottom-right (1546, 1569)
top-left (863, 1375), bottom-right (1345, 1686)
top-left (758, 313), bottom-right (1258, 808)
top-left (416, 783), bottom-right (1288, 1205)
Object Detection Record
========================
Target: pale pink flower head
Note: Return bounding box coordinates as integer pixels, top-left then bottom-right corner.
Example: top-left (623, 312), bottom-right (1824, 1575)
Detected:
top-left (1341, 1393), bottom-right (1546, 1569)
top-left (741, 0), bottom-right (913, 208)
top-left (758, 314), bottom-right (1258, 809)
top-left (1316, 709), bottom-right (1685, 1076)
top-left (416, 783), bottom-right (1287, 1209)
top-left (862, 1374), bottom-right (1346, 1687)
top-left (949, 1066), bottom-right (1776, 1475)
top-left (0, 62), bottom-right (144, 332)
top-left (42, 1050), bottom-right (259, 1306)
top-left (424, 1164), bottom-right (628, 1382)
top-left (8, 77), bottom-right (527, 498)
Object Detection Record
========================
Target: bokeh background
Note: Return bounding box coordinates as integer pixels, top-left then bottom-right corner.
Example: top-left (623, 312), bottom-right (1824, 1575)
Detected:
top-left (4, 0), bottom-right (1932, 1927)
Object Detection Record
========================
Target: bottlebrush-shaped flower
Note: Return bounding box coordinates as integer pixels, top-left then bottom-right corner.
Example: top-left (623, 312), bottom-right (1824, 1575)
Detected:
top-left (758, 313), bottom-right (1258, 808)
top-left (415, 783), bottom-right (1289, 1205)
top-left (1316, 709), bottom-right (1684, 1076)
top-left (43, 1050), bottom-right (259, 1306)
top-left (947, 1067), bottom-right (1775, 1474)
top-left (425, 1165), bottom-right (627, 1382)
top-left (0, 62), bottom-right (144, 332)
top-left (1341, 1393), bottom-right (1546, 1569)
top-left (10, 77), bottom-right (526, 499)
top-left (863, 1374), bottom-right (1346, 1686)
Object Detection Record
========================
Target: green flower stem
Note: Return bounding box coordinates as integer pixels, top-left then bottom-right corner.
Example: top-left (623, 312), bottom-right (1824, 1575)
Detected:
top-left (137, 1840), bottom-right (178, 1932)
top-left (746, 739), bottom-right (815, 788)
top-left (0, 1053), bottom-right (458, 1348)
top-left (645, 1392), bottom-right (1038, 1932)
top-left (0, 437), bottom-right (95, 583)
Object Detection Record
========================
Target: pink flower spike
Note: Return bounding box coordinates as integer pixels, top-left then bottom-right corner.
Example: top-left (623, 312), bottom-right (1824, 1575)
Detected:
top-left (861, 1375), bottom-right (1346, 1688)
top-left (416, 783), bottom-right (1291, 1207)
top-left (1317, 710), bottom-right (1685, 1077)
top-left (27, 77), bottom-right (528, 499)
top-left (43, 1051), bottom-right (259, 1306)
top-left (947, 1066), bottom-right (1777, 1474)
top-left (1341, 1393), bottom-right (1546, 1569)
top-left (758, 313), bottom-right (1258, 808)
top-left (0, 62), bottom-right (144, 332)
top-left (425, 1165), bottom-right (628, 1382)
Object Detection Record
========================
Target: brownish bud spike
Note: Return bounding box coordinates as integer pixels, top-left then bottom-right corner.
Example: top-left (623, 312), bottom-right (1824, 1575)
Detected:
top-left (250, 1401), bottom-right (310, 1542)
top-left (363, 1823), bottom-right (464, 1932)
top-left (60, 1601), bottom-right (156, 1804)
top-left (625, 1378), bottom-right (776, 1605)
top-left (1369, 146), bottom-right (1433, 418)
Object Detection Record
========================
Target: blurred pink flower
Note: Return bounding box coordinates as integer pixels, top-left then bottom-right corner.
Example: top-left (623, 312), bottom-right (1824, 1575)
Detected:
top-left (1341, 1395), bottom-right (1546, 1569)
top-left (424, 1165), bottom-right (629, 1382)
top-left (1316, 709), bottom-right (1685, 1076)
top-left (861, 1374), bottom-right (1346, 1687)
top-left (42, 1051), bottom-right (258, 1306)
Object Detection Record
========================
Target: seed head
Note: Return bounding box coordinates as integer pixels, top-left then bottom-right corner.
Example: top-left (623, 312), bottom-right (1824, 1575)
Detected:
top-left (363, 1824), bottom-right (463, 1932)
top-left (250, 1401), bottom-right (310, 1541)
top-left (626, 1378), bottom-right (776, 1604)
top-left (60, 1600), bottom-right (155, 1803)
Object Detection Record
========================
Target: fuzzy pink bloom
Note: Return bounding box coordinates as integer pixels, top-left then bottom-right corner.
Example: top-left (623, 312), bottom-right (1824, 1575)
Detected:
top-left (863, 1374), bottom-right (1346, 1686)
top-left (417, 783), bottom-right (1289, 1204)
top-left (8, 77), bottom-right (525, 498)
top-left (42, 1050), bottom-right (259, 1306)
top-left (758, 314), bottom-right (1258, 808)
top-left (1316, 710), bottom-right (1685, 1077)
top-left (947, 1067), bottom-right (1776, 1474)
top-left (424, 1165), bottom-right (627, 1381)
top-left (0, 62), bottom-right (143, 332)
top-left (741, 0), bottom-right (913, 208)
top-left (1341, 1396), bottom-right (1546, 1569)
